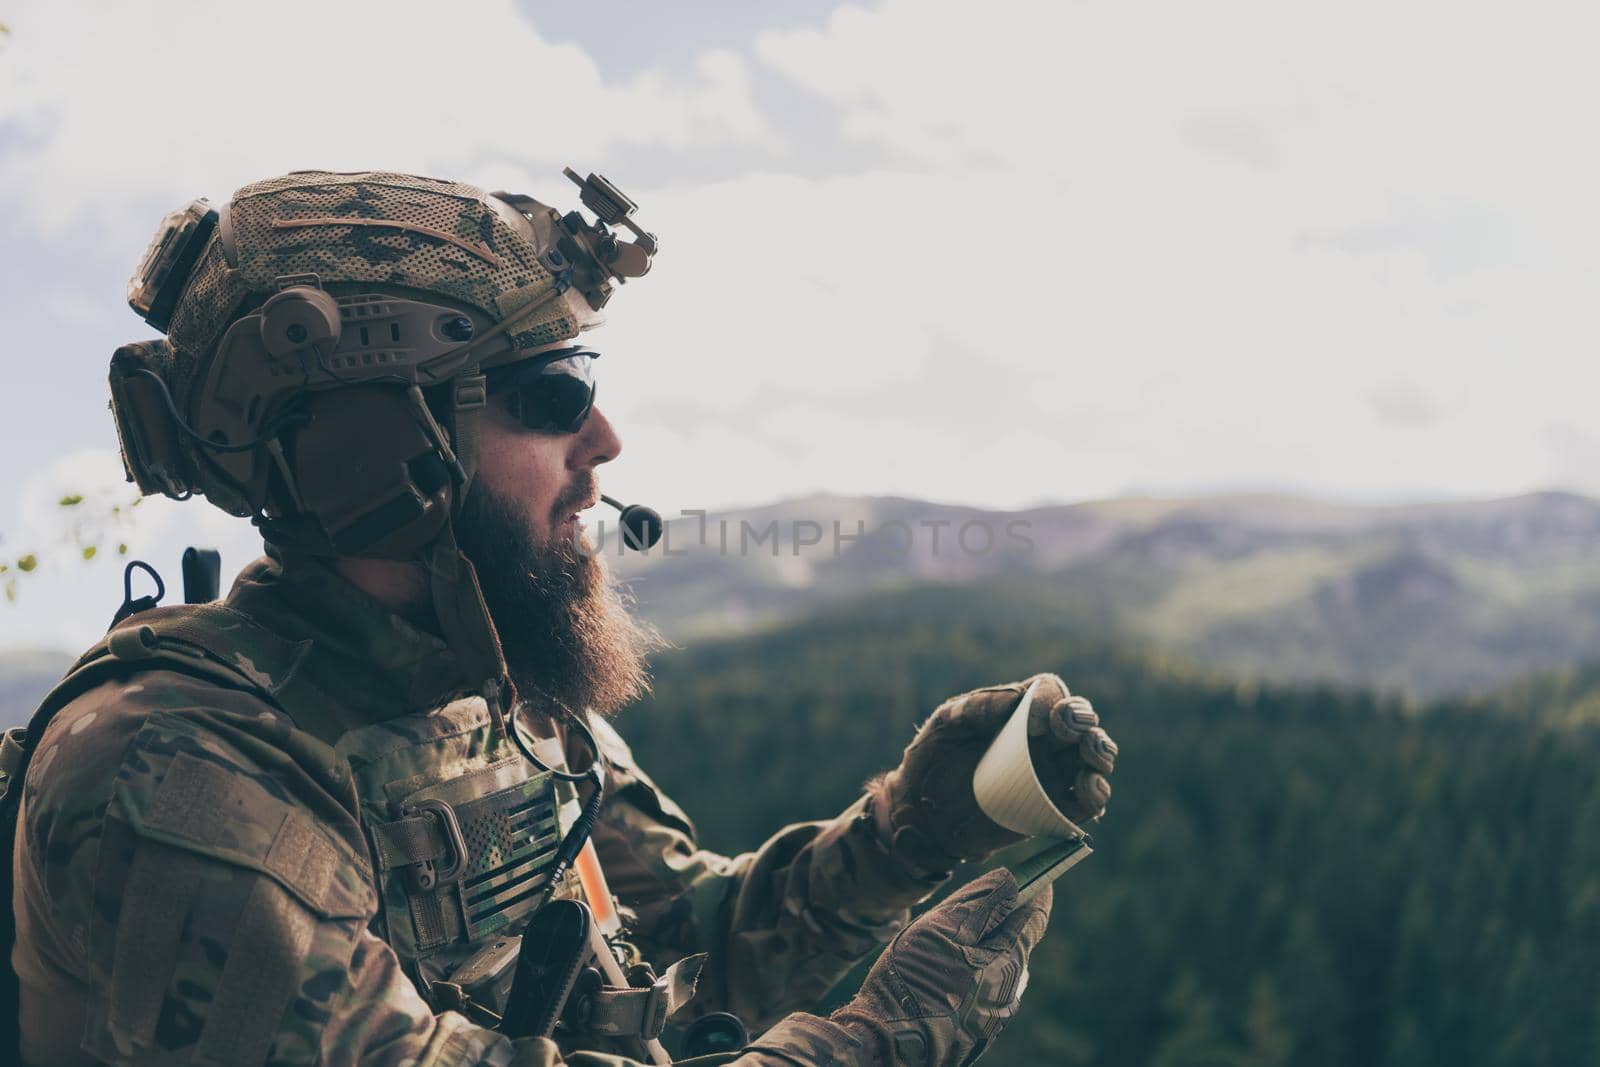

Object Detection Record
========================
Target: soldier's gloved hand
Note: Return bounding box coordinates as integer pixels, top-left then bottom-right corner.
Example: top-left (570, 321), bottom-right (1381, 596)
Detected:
top-left (831, 868), bottom-right (1051, 1066)
top-left (870, 674), bottom-right (1116, 871)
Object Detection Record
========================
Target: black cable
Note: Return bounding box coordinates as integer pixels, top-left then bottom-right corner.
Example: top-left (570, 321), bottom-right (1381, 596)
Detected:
top-left (547, 771), bottom-right (605, 877)
top-left (510, 694), bottom-right (606, 784)
top-left (134, 368), bottom-right (309, 453)
top-left (508, 693), bottom-right (609, 905)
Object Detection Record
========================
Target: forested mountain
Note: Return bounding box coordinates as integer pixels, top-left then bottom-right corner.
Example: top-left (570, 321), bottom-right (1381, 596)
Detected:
top-left (4, 490), bottom-right (1597, 722)
top-left (611, 490), bottom-right (1600, 697)
top-left (1, 525), bottom-right (1593, 1063)
top-left (1475, 658), bottom-right (1600, 726)
top-left (619, 581), bottom-right (1600, 1066)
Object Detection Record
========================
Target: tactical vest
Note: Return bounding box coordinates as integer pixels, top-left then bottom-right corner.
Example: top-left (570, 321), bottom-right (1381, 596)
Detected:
top-left (1, 604), bottom-right (684, 1062)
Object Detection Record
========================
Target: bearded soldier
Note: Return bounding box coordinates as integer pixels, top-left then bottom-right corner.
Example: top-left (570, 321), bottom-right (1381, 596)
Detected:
top-left (0, 169), bottom-right (1119, 1065)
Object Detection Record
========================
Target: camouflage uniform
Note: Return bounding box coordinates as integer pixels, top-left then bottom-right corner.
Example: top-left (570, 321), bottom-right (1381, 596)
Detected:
top-left (10, 167), bottom-right (1080, 1065)
top-left (12, 550), bottom-right (946, 1065)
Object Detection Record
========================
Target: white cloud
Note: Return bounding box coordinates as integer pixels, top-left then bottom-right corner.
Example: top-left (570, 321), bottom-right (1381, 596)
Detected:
top-left (728, 0), bottom-right (1600, 502)
top-left (0, 0), bottom-right (778, 253)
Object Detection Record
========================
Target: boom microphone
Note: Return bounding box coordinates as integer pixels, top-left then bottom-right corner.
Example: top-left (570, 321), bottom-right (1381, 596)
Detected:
top-left (600, 494), bottom-right (663, 551)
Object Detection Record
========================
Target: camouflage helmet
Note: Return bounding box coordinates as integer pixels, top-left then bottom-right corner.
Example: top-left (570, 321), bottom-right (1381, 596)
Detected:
top-left (107, 166), bottom-right (658, 699)
top-left (111, 167), bottom-right (654, 523)
top-left (160, 170), bottom-right (615, 368)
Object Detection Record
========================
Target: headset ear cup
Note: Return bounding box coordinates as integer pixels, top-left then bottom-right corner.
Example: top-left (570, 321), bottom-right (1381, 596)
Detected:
top-left (287, 386), bottom-right (452, 559)
top-left (108, 341), bottom-right (198, 499)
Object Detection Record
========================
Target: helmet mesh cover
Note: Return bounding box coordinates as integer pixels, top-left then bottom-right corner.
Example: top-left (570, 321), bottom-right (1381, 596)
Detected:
top-left (167, 171), bottom-right (579, 366)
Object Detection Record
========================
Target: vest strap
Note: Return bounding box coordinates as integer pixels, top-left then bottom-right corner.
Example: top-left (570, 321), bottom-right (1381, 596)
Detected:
top-left (371, 813), bottom-right (452, 871)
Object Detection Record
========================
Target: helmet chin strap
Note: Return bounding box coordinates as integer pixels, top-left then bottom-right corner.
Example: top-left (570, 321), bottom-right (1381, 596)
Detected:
top-left (427, 365), bottom-right (517, 734)
top-left (424, 521), bottom-right (513, 736)
top-left (445, 373), bottom-right (488, 516)
top-left (411, 351), bottom-right (509, 730)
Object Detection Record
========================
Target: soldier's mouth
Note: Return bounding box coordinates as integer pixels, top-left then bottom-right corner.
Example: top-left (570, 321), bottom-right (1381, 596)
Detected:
top-left (561, 497), bottom-right (600, 529)
top-left (550, 477), bottom-right (600, 529)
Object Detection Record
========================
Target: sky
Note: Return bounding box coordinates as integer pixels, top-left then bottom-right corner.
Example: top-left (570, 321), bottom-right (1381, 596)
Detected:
top-left (1, 0), bottom-right (1597, 649)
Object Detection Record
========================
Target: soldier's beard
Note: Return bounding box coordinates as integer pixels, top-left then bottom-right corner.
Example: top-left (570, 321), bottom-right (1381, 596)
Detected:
top-left (454, 479), bottom-right (660, 719)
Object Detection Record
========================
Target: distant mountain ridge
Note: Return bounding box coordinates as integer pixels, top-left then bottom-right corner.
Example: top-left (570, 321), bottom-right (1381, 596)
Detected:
top-left (0, 648), bottom-right (75, 728)
top-left (2, 490), bottom-right (1596, 725)
top-left (608, 489), bottom-right (1600, 697)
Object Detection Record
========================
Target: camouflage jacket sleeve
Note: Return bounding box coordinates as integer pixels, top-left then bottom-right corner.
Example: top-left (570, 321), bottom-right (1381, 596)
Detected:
top-left (12, 671), bottom-right (678, 1067)
top-left (586, 717), bottom-right (949, 1032)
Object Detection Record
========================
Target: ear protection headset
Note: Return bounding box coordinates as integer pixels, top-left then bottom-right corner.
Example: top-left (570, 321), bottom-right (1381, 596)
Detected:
top-left (114, 284), bottom-right (538, 553)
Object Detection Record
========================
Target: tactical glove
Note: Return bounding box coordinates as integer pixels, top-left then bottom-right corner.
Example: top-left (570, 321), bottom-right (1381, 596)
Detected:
top-left (838, 868), bottom-right (1050, 1066)
top-left (871, 674), bottom-right (1116, 872)
top-left (742, 868), bottom-right (1051, 1066)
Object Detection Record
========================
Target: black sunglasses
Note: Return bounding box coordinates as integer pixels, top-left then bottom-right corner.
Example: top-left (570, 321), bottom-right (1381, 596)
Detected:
top-left (485, 348), bottom-right (599, 434)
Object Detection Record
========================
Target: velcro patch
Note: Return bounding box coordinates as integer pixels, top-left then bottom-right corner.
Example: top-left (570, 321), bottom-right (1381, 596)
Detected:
top-left (143, 750), bottom-right (234, 843)
top-left (265, 807), bottom-right (341, 915)
top-left (130, 750), bottom-right (370, 919)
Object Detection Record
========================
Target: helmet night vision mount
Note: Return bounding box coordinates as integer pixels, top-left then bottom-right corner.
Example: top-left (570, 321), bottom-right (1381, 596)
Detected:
top-left (107, 167), bottom-right (659, 706)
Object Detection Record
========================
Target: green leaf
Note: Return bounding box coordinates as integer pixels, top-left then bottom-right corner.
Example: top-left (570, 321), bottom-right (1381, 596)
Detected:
top-left (82, 545), bottom-right (98, 560)
top-left (16, 554), bottom-right (37, 573)
top-left (118, 542), bottom-right (129, 556)
top-left (58, 493), bottom-right (84, 507)
top-left (3, 579), bottom-right (15, 604)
